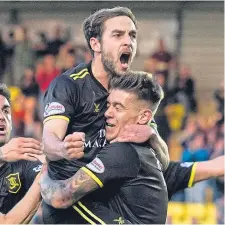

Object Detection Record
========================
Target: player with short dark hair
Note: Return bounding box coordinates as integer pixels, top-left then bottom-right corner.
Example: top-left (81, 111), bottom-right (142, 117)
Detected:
top-left (41, 6), bottom-right (169, 224)
top-left (41, 71), bottom-right (168, 224)
top-left (0, 83), bottom-right (43, 215)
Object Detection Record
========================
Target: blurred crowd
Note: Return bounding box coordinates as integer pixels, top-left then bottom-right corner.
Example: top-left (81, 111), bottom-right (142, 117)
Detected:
top-left (0, 24), bottom-right (224, 224)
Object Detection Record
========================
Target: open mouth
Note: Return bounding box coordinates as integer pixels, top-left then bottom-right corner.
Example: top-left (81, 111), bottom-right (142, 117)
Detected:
top-left (106, 122), bottom-right (115, 127)
top-left (0, 125), bottom-right (6, 134)
top-left (120, 52), bottom-right (131, 68)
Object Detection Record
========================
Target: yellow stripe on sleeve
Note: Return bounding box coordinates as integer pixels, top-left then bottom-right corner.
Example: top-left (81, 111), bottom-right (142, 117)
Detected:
top-left (73, 205), bottom-right (96, 225)
top-left (188, 162), bottom-right (197, 187)
top-left (43, 115), bottom-right (70, 124)
top-left (73, 71), bottom-right (89, 80)
top-left (81, 167), bottom-right (103, 188)
top-left (70, 68), bottom-right (88, 78)
top-left (78, 201), bottom-right (106, 225)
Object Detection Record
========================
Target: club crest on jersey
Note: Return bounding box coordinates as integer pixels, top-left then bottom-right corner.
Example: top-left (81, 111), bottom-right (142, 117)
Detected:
top-left (86, 158), bottom-right (105, 173)
top-left (94, 103), bottom-right (100, 113)
top-left (44, 102), bottom-right (65, 117)
top-left (5, 173), bottom-right (21, 193)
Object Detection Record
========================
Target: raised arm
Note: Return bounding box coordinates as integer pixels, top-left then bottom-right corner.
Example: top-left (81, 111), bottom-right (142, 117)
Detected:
top-left (42, 76), bottom-right (84, 161)
top-left (0, 173), bottom-right (41, 224)
top-left (194, 155), bottom-right (224, 183)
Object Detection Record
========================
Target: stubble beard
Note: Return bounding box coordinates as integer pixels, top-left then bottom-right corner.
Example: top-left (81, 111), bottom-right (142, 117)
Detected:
top-left (101, 48), bottom-right (130, 79)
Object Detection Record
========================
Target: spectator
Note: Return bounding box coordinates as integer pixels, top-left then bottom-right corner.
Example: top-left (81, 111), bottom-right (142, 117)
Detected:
top-left (214, 80), bottom-right (224, 123)
top-left (172, 64), bottom-right (197, 113)
top-left (182, 133), bottom-right (210, 203)
top-left (47, 26), bottom-right (65, 55)
top-left (150, 38), bottom-right (173, 86)
top-left (33, 32), bottom-right (48, 60)
top-left (12, 26), bottom-right (34, 86)
top-left (20, 67), bottom-right (41, 138)
top-left (154, 72), bottom-right (171, 143)
top-left (0, 31), bottom-right (7, 82)
top-left (35, 54), bottom-right (60, 120)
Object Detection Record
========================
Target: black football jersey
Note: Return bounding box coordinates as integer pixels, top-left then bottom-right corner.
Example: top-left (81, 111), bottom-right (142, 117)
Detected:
top-left (0, 160), bottom-right (42, 213)
top-left (82, 142), bottom-right (168, 224)
top-left (163, 161), bottom-right (196, 200)
top-left (43, 63), bottom-right (108, 179)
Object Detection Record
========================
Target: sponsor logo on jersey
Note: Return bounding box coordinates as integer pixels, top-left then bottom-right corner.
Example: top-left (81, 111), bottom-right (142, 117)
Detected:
top-left (33, 165), bottom-right (42, 172)
top-left (180, 162), bottom-right (194, 168)
top-left (113, 217), bottom-right (125, 225)
top-left (44, 102), bottom-right (65, 117)
top-left (94, 103), bottom-right (100, 113)
top-left (5, 173), bottom-right (21, 193)
top-left (86, 158), bottom-right (105, 173)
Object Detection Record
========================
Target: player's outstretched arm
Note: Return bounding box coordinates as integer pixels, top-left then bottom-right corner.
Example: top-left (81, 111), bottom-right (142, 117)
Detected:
top-left (0, 173), bottom-right (41, 224)
top-left (0, 137), bottom-right (42, 162)
top-left (194, 155), bottom-right (224, 183)
top-left (40, 166), bottom-right (98, 209)
top-left (43, 119), bottom-right (84, 161)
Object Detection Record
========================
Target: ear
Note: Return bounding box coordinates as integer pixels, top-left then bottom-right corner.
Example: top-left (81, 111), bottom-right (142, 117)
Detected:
top-left (137, 109), bottom-right (152, 125)
top-left (90, 37), bottom-right (101, 54)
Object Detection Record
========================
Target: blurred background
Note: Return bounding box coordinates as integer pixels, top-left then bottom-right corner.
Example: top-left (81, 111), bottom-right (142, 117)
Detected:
top-left (0, 1), bottom-right (224, 224)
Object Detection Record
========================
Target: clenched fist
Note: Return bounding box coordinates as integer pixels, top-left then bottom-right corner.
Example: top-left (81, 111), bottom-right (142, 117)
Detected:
top-left (0, 137), bottom-right (43, 162)
top-left (63, 132), bottom-right (85, 159)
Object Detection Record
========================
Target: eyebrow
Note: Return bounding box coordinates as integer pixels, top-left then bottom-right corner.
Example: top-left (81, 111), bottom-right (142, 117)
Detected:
top-left (1, 105), bottom-right (10, 110)
top-left (111, 29), bottom-right (137, 35)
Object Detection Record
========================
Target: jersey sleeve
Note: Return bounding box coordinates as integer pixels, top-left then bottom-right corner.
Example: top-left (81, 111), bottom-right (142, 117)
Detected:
top-left (82, 142), bottom-right (140, 188)
top-left (163, 161), bottom-right (197, 200)
top-left (43, 76), bottom-right (78, 124)
top-left (148, 118), bottom-right (158, 134)
top-left (22, 161), bottom-right (42, 191)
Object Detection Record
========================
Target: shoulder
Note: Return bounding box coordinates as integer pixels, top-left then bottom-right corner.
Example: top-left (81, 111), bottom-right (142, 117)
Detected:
top-left (102, 142), bottom-right (139, 161)
top-left (51, 63), bottom-right (90, 87)
top-left (104, 142), bottom-right (137, 152)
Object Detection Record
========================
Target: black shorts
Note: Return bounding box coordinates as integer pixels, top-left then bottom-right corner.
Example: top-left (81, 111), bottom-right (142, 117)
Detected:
top-left (42, 200), bottom-right (131, 224)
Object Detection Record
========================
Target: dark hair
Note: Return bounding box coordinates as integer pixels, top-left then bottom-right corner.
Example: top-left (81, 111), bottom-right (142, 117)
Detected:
top-left (110, 71), bottom-right (164, 115)
top-left (83, 6), bottom-right (137, 56)
top-left (0, 83), bottom-right (11, 104)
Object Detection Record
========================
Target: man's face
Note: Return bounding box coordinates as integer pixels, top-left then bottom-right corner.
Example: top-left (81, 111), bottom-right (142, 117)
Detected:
top-left (105, 89), bottom-right (142, 142)
top-left (0, 95), bottom-right (12, 146)
top-left (101, 16), bottom-right (137, 76)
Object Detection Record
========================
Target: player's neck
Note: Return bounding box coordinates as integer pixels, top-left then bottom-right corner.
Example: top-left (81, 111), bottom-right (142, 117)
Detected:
top-left (91, 58), bottom-right (110, 91)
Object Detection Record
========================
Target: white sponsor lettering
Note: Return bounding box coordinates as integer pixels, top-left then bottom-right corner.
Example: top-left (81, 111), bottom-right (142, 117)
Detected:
top-left (44, 102), bottom-right (65, 117)
top-left (86, 158), bottom-right (105, 173)
top-left (180, 162), bottom-right (194, 168)
top-left (33, 165), bottom-right (42, 172)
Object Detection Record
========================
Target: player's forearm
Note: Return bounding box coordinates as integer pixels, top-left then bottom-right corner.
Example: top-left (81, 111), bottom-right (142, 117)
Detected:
top-left (149, 133), bottom-right (169, 171)
top-left (42, 131), bottom-right (66, 161)
top-left (40, 169), bottom-right (98, 209)
top-left (194, 156), bottom-right (224, 183)
top-left (4, 175), bottom-right (41, 224)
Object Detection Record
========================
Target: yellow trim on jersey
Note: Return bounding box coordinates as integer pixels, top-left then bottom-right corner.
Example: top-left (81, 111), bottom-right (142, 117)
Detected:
top-left (73, 71), bottom-right (89, 80)
top-left (188, 162), bottom-right (197, 187)
top-left (73, 205), bottom-right (96, 225)
top-left (78, 201), bottom-right (106, 225)
top-left (81, 167), bottom-right (103, 188)
top-left (43, 115), bottom-right (70, 124)
top-left (70, 68), bottom-right (88, 78)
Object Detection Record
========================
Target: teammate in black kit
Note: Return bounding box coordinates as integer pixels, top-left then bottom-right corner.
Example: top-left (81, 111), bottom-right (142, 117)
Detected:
top-left (0, 84), bottom-right (43, 215)
top-left (41, 7), bottom-right (169, 224)
top-left (41, 71), bottom-right (168, 224)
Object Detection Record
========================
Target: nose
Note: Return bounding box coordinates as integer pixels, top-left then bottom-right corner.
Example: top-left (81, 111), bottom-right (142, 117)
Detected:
top-left (123, 33), bottom-right (132, 47)
top-left (104, 106), bottom-right (113, 119)
top-left (0, 110), bottom-right (5, 121)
